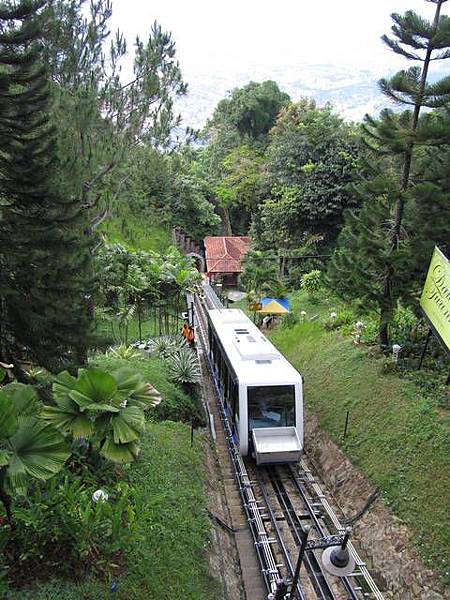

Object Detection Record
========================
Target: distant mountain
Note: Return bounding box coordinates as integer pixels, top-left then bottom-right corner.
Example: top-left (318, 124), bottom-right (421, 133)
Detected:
top-left (175, 61), bottom-right (448, 130)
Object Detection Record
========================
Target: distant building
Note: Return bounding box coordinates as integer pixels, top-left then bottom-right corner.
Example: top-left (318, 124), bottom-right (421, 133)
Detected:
top-left (204, 236), bottom-right (251, 286)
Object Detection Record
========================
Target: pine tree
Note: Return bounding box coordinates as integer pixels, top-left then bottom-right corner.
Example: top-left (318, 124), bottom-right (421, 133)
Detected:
top-left (366, 0), bottom-right (450, 345)
top-left (0, 1), bottom-right (92, 373)
top-left (329, 0), bottom-right (450, 347)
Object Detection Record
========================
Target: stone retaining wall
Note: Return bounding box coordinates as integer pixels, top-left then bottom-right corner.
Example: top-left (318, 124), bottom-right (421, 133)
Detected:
top-left (306, 415), bottom-right (448, 600)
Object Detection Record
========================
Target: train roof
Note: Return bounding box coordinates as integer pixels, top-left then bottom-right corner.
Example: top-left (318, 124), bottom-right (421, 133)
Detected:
top-left (207, 308), bottom-right (302, 385)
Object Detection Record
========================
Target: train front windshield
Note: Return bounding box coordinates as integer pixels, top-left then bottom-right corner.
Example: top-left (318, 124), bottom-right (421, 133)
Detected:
top-left (248, 385), bottom-right (295, 429)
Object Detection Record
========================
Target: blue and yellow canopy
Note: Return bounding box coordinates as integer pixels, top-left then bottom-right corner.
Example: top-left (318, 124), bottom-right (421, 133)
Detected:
top-left (257, 297), bottom-right (290, 314)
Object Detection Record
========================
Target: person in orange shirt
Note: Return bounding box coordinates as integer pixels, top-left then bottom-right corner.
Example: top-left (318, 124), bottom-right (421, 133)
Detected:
top-left (181, 321), bottom-right (189, 339)
top-left (187, 325), bottom-right (195, 346)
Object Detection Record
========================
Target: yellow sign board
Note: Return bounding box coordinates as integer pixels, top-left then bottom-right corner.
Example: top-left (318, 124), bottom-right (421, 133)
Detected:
top-left (420, 246), bottom-right (450, 353)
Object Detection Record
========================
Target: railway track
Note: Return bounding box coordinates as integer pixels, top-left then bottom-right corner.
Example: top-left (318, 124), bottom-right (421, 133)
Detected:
top-left (194, 285), bottom-right (384, 600)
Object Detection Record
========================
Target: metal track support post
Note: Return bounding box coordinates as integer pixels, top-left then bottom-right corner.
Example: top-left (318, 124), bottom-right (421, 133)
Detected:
top-left (417, 328), bottom-right (432, 370)
top-left (274, 579), bottom-right (289, 599)
top-left (289, 526), bottom-right (310, 598)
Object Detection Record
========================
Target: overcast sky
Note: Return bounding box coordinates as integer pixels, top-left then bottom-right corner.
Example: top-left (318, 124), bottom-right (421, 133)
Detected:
top-left (109, 0), bottom-right (450, 78)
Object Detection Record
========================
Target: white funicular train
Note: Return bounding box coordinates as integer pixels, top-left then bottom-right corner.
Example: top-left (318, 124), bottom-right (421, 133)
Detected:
top-left (207, 308), bottom-right (304, 464)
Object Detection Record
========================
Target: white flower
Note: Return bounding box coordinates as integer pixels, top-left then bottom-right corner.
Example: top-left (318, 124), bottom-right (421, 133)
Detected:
top-left (92, 489), bottom-right (109, 503)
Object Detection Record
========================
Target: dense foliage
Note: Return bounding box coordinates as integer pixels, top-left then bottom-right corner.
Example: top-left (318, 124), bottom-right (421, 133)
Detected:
top-left (0, 0), bottom-right (449, 595)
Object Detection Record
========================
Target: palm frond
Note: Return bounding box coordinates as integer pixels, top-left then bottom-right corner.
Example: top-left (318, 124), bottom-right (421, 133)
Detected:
top-left (0, 390), bottom-right (18, 439)
top-left (100, 436), bottom-right (140, 463)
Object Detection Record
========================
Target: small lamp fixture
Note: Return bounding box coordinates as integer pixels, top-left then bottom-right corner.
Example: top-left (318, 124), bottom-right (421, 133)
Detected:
top-left (322, 528), bottom-right (356, 577)
top-left (392, 343), bottom-right (401, 362)
top-left (354, 321), bottom-right (364, 344)
top-left (330, 312), bottom-right (337, 321)
top-left (300, 310), bottom-right (306, 322)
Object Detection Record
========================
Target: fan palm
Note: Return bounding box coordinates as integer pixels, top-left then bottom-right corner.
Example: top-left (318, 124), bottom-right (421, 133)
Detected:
top-left (42, 367), bottom-right (162, 464)
top-left (0, 383), bottom-right (70, 528)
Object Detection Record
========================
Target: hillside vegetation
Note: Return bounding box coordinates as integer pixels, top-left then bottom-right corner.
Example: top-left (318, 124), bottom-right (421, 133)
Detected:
top-left (269, 293), bottom-right (449, 580)
top-left (12, 423), bottom-right (217, 600)
top-left (100, 207), bottom-right (172, 253)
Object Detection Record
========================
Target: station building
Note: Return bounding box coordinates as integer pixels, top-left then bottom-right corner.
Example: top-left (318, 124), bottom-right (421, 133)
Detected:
top-left (204, 236), bottom-right (251, 287)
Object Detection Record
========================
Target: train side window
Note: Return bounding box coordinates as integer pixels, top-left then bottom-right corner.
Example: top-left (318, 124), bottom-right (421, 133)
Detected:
top-left (218, 349), bottom-right (223, 383)
top-left (212, 333), bottom-right (218, 367)
top-left (231, 381), bottom-right (239, 420)
top-left (224, 371), bottom-right (230, 405)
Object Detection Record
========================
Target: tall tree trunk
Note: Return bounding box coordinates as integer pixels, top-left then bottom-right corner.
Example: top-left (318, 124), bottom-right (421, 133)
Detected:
top-left (380, 0), bottom-right (444, 349)
top-left (222, 206), bottom-right (233, 236)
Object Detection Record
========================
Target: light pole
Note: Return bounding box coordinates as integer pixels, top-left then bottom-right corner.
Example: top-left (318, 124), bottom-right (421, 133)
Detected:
top-left (288, 527), bottom-right (355, 598)
top-left (289, 526), bottom-right (310, 597)
top-left (392, 343), bottom-right (401, 363)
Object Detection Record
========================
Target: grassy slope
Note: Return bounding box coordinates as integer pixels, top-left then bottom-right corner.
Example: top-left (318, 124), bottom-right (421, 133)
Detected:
top-left (269, 293), bottom-right (449, 577)
top-left (13, 423), bottom-right (217, 600)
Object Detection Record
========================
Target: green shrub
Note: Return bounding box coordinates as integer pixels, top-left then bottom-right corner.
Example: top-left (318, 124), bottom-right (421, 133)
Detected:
top-left (324, 307), bottom-right (355, 330)
top-left (90, 354), bottom-right (202, 424)
top-left (360, 314), bottom-right (379, 344)
top-left (2, 474), bottom-right (135, 588)
top-left (282, 312), bottom-right (298, 329)
top-left (300, 269), bottom-right (321, 302)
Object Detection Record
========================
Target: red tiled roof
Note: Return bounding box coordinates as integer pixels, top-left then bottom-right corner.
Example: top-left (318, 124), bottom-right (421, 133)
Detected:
top-left (204, 236), bottom-right (251, 274)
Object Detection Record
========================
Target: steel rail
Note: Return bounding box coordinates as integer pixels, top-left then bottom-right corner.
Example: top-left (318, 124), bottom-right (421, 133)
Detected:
top-left (296, 460), bottom-right (384, 600)
top-left (268, 466), bottom-right (336, 600)
top-left (255, 468), bottom-right (307, 600)
top-left (286, 465), bottom-right (361, 600)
